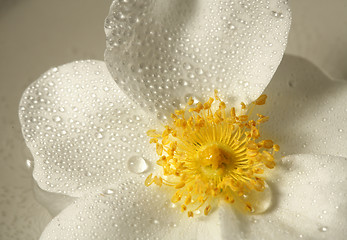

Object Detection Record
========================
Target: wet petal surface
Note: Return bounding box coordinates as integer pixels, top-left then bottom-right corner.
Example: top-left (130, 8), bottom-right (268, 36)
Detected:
top-left (19, 60), bottom-right (157, 197)
top-left (220, 154), bottom-right (347, 240)
top-left (105, 0), bottom-right (291, 119)
top-left (261, 55), bottom-right (347, 157)
top-left (40, 180), bottom-right (221, 240)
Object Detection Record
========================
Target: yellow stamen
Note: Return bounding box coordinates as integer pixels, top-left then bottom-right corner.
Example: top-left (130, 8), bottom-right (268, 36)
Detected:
top-left (204, 205), bottom-right (212, 215)
top-left (146, 91), bottom-right (278, 217)
top-left (255, 94), bottom-right (267, 105)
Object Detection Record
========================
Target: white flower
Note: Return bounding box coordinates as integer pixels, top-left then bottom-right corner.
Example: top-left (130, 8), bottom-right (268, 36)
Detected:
top-left (14, 0), bottom-right (347, 240)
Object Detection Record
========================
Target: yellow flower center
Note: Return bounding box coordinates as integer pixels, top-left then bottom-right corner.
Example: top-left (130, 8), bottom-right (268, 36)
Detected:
top-left (145, 91), bottom-right (279, 217)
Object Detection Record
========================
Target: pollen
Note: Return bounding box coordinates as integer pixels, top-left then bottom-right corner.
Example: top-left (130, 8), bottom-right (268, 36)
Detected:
top-left (145, 91), bottom-right (278, 217)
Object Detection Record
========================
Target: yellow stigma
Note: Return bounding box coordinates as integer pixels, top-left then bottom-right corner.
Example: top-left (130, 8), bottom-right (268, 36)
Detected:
top-left (145, 91), bottom-right (279, 217)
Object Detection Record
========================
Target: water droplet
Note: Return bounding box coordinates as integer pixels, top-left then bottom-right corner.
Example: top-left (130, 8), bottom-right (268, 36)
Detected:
top-left (271, 11), bottom-right (283, 18)
top-left (319, 226), bottom-right (328, 232)
top-left (26, 159), bottom-right (34, 169)
top-left (127, 156), bottom-right (148, 173)
top-left (184, 94), bottom-right (200, 104)
top-left (183, 63), bottom-right (192, 70)
top-left (53, 116), bottom-right (62, 122)
top-left (168, 222), bottom-right (177, 228)
top-left (195, 68), bottom-right (204, 75)
top-left (169, 203), bottom-right (177, 208)
top-left (243, 182), bottom-right (272, 214)
top-left (95, 133), bottom-right (103, 139)
top-left (150, 219), bottom-right (160, 225)
top-left (104, 189), bottom-right (114, 195)
top-left (228, 23), bottom-right (236, 30)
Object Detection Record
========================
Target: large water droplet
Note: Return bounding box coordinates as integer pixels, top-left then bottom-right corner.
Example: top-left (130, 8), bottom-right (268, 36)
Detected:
top-left (242, 182), bottom-right (272, 214)
top-left (127, 156), bottom-right (148, 173)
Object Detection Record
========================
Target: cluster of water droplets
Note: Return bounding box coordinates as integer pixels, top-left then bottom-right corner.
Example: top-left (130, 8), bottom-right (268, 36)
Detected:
top-left (19, 60), bottom-right (155, 197)
top-left (40, 181), bottom-right (196, 240)
top-left (218, 154), bottom-right (346, 239)
top-left (105, 0), bottom-right (291, 118)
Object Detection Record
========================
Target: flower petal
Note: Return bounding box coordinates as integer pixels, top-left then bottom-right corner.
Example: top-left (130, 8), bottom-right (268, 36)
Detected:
top-left (105, 0), bottom-right (291, 119)
top-left (40, 180), bottom-right (221, 240)
top-left (287, 0), bottom-right (347, 81)
top-left (261, 55), bottom-right (347, 157)
top-left (19, 60), bottom-right (157, 197)
top-left (220, 154), bottom-right (347, 239)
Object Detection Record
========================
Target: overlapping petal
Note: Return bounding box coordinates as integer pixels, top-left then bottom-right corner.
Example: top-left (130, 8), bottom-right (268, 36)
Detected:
top-left (287, 0), bottom-right (347, 81)
top-left (105, 0), bottom-right (291, 119)
top-left (220, 154), bottom-right (347, 240)
top-left (24, 55), bottom-right (347, 239)
top-left (39, 154), bottom-right (347, 240)
top-left (19, 60), bottom-right (157, 197)
top-left (40, 180), bottom-right (221, 240)
top-left (261, 55), bottom-right (347, 157)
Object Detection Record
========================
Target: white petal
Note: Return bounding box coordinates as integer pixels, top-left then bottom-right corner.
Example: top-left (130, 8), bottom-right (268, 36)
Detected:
top-left (220, 154), bottom-right (347, 239)
top-left (40, 180), bottom-right (221, 240)
top-left (105, 0), bottom-right (291, 119)
top-left (19, 60), bottom-right (157, 197)
top-left (260, 55), bottom-right (347, 157)
top-left (287, 0), bottom-right (347, 81)
top-left (33, 183), bottom-right (76, 217)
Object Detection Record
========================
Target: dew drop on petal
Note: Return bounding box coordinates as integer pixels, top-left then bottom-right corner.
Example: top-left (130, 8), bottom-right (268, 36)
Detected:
top-left (53, 116), bottom-right (62, 122)
top-left (127, 156), bottom-right (148, 174)
top-left (242, 182), bottom-right (272, 214)
top-left (319, 226), bottom-right (328, 232)
top-left (104, 189), bottom-right (115, 195)
top-left (95, 133), bottom-right (103, 139)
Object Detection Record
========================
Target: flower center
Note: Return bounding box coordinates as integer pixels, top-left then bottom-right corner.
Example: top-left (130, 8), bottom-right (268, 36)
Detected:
top-left (145, 91), bottom-right (279, 217)
top-left (199, 144), bottom-right (230, 172)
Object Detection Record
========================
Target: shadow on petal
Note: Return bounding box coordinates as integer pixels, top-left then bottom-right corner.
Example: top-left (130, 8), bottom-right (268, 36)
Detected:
top-left (260, 54), bottom-right (347, 156)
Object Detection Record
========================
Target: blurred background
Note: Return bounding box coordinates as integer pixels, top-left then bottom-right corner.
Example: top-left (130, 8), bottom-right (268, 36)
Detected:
top-left (0, 0), bottom-right (346, 239)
